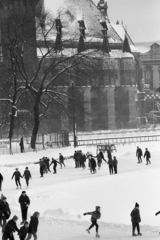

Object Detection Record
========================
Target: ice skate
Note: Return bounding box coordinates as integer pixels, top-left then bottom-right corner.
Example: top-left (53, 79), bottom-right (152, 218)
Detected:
top-left (96, 232), bottom-right (100, 237)
top-left (138, 232), bottom-right (142, 236)
top-left (86, 229), bottom-right (90, 234)
top-left (132, 232), bottom-right (137, 236)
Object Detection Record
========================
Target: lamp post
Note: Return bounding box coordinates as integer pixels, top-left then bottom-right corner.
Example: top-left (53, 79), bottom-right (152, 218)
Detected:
top-left (71, 81), bottom-right (77, 147)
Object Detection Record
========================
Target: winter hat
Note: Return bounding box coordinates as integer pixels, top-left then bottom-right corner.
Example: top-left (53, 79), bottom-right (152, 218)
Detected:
top-left (25, 167), bottom-right (28, 169)
top-left (2, 196), bottom-right (7, 201)
top-left (15, 168), bottom-right (18, 170)
top-left (22, 191), bottom-right (26, 194)
top-left (13, 215), bottom-right (18, 221)
top-left (96, 206), bottom-right (100, 211)
top-left (135, 202), bottom-right (139, 208)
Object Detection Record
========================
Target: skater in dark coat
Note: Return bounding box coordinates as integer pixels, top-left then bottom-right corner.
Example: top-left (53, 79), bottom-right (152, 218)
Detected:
top-left (136, 147), bottom-right (143, 163)
top-left (112, 156), bottom-right (118, 174)
top-left (108, 157), bottom-right (113, 175)
top-left (2, 215), bottom-right (19, 240)
top-left (34, 159), bottom-right (46, 177)
top-left (95, 153), bottom-right (102, 170)
top-left (99, 150), bottom-right (106, 163)
top-left (144, 148), bottom-right (151, 165)
top-left (81, 152), bottom-right (86, 169)
top-left (23, 167), bottom-right (31, 188)
top-left (18, 191), bottom-right (30, 224)
top-left (49, 158), bottom-right (60, 174)
top-left (43, 157), bottom-right (51, 172)
top-left (83, 206), bottom-right (101, 238)
top-left (88, 155), bottom-right (97, 174)
top-left (19, 137), bottom-right (24, 153)
top-left (11, 168), bottom-right (23, 189)
top-left (0, 196), bottom-right (11, 233)
top-left (0, 173), bottom-right (3, 191)
top-left (26, 211), bottom-right (40, 240)
top-left (59, 153), bottom-right (65, 168)
top-left (130, 202), bottom-right (142, 236)
top-left (18, 221), bottom-right (29, 240)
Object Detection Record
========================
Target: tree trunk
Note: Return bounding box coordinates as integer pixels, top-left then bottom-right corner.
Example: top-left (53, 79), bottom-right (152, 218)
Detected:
top-left (30, 94), bottom-right (41, 149)
top-left (8, 107), bottom-right (16, 154)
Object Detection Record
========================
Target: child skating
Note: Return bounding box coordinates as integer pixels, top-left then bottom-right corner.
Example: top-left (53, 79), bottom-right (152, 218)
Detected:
top-left (83, 206), bottom-right (101, 237)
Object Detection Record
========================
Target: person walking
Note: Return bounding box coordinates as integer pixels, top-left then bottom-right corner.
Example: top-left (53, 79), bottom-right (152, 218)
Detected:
top-left (19, 137), bottom-right (24, 153)
top-left (136, 147), bottom-right (143, 163)
top-left (0, 196), bottom-right (11, 233)
top-left (0, 173), bottom-right (3, 191)
top-left (26, 211), bottom-right (40, 240)
top-left (59, 153), bottom-right (65, 168)
top-left (83, 206), bottom-right (101, 238)
top-left (112, 156), bottom-right (118, 174)
top-left (18, 221), bottom-right (29, 240)
top-left (2, 215), bottom-right (19, 240)
top-left (18, 191), bottom-right (30, 224)
top-left (130, 202), bottom-right (142, 236)
top-left (23, 167), bottom-right (32, 188)
top-left (49, 158), bottom-right (60, 174)
top-left (11, 168), bottom-right (23, 189)
top-left (144, 148), bottom-right (151, 165)
top-left (108, 157), bottom-right (113, 175)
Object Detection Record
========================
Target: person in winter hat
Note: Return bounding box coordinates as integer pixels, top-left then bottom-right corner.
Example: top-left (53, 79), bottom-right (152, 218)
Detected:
top-left (144, 148), bottom-right (151, 165)
top-left (23, 167), bottom-right (32, 188)
top-left (83, 206), bottom-right (101, 238)
top-left (19, 191), bottom-right (30, 224)
top-left (11, 168), bottom-right (23, 189)
top-left (130, 202), bottom-right (142, 236)
top-left (0, 196), bottom-right (11, 233)
top-left (2, 215), bottom-right (19, 240)
top-left (18, 221), bottom-right (29, 240)
top-left (49, 158), bottom-right (60, 174)
top-left (112, 156), bottom-right (118, 174)
top-left (26, 211), bottom-right (40, 240)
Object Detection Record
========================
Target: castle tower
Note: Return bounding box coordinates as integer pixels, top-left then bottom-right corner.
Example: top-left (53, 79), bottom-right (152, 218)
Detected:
top-left (97, 0), bottom-right (109, 19)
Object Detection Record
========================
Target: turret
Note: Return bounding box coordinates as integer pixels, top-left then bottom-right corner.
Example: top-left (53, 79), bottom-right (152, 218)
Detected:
top-left (97, 0), bottom-right (108, 19)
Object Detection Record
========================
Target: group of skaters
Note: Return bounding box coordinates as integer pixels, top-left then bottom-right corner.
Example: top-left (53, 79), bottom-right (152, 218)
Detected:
top-left (73, 149), bottom-right (118, 175)
top-left (136, 147), bottom-right (151, 165)
top-left (0, 191), bottom-right (39, 240)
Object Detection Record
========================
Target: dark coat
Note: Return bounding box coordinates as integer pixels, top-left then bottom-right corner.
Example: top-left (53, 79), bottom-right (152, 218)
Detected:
top-left (50, 159), bottom-right (60, 167)
top-left (3, 219), bottom-right (19, 236)
top-left (12, 171), bottom-right (23, 180)
top-left (136, 148), bottom-right (143, 156)
top-left (19, 195), bottom-right (30, 209)
top-left (84, 211), bottom-right (101, 222)
top-left (144, 150), bottom-right (151, 159)
top-left (113, 158), bottom-right (118, 166)
top-left (99, 151), bottom-right (104, 159)
top-left (19, 226), bottom-right (28, 238)
top-left (59, 155), bottom-right (64, 162)
top-left (108, 158), bottom-right (113, 166)
top-left (19, 138), bottom-right (24, 149)
top-left (130, 208), bottom-right (141, 223)
top-left (0, 200), bottom-right (11, 219)
top-left (28, 216), bottom-right (39, 233)
top-left (0, 173), bottom-right (3, 182)
top-left (89, 158), bottom-right (97, 168)
top-left (23, 170), bottom-right (31, 179)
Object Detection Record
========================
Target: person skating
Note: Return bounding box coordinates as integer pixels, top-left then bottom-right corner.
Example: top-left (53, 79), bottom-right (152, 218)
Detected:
top-left (23, 167), bottom-right (31, 188)
top-left (59, 153), bottom-right (65, 168)
top-left (0, 173), bottom-right (3, 191)
top-left (108, 157), bottom-right (113, 175)
top-left (2, 215), bottom-right (19, 240)
top-left (11, 168), bottom-right (23, 189)
top-left (112, 156), bottom-right (118, 174)
top-left (81, 152), bottom-right (86, 169)
top-left (0, 196), bottom-right (11, 233)
top-left (83, 206), bottom-right (101, 238)
top-left (136, 147), bottom-right (143, 163)
top-left (43, 157), bottom-right (51, 173)
top-left (49, 158), bottom-right (60, 174)
top-left (26, 211), bottom-right (40, 240)
top-left (130, 202), bottom-right (142, 236)
top-left (99, 150), bottom-right (106, 163)
top-left (95, 153), bottom-right (102, 170)
top-left (18, 221), bottom-right (29, 240)
top-left (144, 148), bottom-right (151, 165)
top-left (19, 137), bottom-right (24, 153)
top-left (88, 155), bottom-right (97, 174)
top-left (18, 191), bottom-right (30, 224)
top-left (34, 159), bottom-right (47, 177)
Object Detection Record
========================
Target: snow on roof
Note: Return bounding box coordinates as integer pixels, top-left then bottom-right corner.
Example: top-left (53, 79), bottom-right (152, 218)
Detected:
top-left (111, 50), bottom-right (134, 59)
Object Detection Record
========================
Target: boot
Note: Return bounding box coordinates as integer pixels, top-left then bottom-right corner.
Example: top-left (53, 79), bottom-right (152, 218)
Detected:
top-left (96, 232), bottom-right (100, 238)
top-left (138, 232), bottom-right (142, 236)
top-left (132, 232), bottom-right (137, 236)
top-left (86, 229), bottom-right (90, 234)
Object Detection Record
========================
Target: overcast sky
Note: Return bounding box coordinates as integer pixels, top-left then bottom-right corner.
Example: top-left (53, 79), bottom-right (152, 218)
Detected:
top-left (45, 0), bottom-right (160, 43)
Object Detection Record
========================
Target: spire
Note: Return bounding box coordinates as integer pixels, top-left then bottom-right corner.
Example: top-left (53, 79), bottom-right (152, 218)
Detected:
top-left (77, 20), bottom-right (86, 53)
top-left (100, 20), bottom-right (110, 54)
top-left (97, 0), bottom-right (108, 19)
top-left (122, 28), bottom-right (131, 53)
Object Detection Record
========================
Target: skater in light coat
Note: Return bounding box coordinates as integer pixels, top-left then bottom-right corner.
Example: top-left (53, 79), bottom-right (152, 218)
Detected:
top-left (83, 206), bottom-right (101, 238)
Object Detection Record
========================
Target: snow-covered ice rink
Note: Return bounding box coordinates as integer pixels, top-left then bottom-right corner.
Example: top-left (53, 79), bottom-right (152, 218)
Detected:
top-left (0, 141), bottom-right (160, 239)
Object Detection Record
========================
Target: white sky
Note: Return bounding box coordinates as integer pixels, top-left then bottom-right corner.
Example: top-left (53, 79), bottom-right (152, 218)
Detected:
top-left (44, 0), bottom-right (160, 43)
